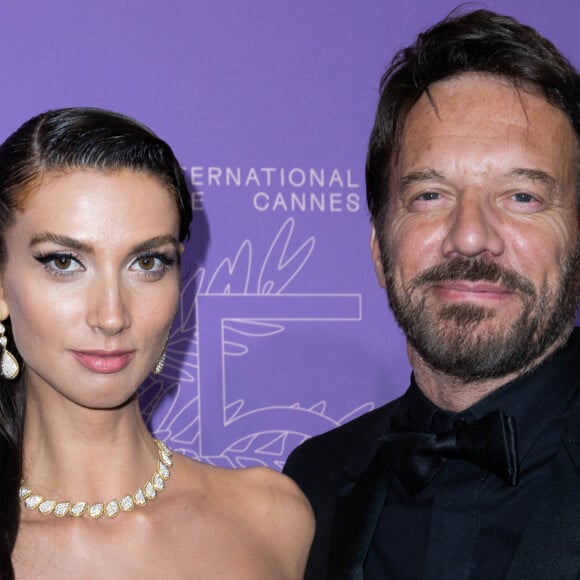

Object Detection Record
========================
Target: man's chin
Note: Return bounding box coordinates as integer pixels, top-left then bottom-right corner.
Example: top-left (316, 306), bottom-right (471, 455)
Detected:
top-left (437, 313), bottom-right (511, 335)
top-left (404, 312), bottom-right (538, 380)
top-left (412, 337), bottom-right (520, 381)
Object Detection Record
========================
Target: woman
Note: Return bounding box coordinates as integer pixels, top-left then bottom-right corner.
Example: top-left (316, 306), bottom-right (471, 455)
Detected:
top-left (0, 108), bottom-right (314, 579)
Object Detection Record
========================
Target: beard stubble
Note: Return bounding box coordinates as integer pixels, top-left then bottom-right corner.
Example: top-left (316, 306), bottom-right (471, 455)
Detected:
top-left (381, 244), bottom-right (580, 381)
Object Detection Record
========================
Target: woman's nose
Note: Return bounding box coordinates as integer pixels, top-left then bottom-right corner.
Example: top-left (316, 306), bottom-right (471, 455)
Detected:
top-left (85, 275), bottom-right (131, 335)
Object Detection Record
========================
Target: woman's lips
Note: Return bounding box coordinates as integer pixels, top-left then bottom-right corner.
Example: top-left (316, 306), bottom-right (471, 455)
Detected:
top-left (72, 350), bottom-right (135, 374)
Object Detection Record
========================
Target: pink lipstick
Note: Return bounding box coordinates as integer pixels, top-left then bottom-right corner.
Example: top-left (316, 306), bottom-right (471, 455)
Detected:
top-left (72, 350), bottom-right (135, 374)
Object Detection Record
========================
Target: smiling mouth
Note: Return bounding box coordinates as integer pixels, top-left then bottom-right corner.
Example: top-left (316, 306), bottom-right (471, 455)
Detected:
top-left (432, 281), bottom-right (515, 302)
top-left (72, 351), bottom-right (135, 374)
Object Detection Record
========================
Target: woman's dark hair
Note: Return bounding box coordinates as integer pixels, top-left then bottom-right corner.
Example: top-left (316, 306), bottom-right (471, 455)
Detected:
top-left (366, 8), bottom-right (580, 227)
top-left (0, 107), bottom-right (193, 577)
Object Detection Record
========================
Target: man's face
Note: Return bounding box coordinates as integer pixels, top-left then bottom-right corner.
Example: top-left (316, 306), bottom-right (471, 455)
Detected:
top-left (371, 73), bottom-right (580, 380)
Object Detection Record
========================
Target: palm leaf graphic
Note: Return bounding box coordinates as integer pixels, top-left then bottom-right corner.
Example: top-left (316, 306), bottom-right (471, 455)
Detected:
top-left (139, 217), bottom-right (371, 469)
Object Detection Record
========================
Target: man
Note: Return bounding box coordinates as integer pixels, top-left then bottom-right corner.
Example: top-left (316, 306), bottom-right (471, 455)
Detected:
top-left (284, 9), bottom-right (580, 580)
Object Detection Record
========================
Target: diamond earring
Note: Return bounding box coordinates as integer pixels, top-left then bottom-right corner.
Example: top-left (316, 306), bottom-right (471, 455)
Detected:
top-left (153, 345), bottom-right (167, 376)
top-left (0, 320), bottom-right (19, 380)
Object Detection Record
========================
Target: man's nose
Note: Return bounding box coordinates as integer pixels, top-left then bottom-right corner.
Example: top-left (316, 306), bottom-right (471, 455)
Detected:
top-left (441, 194), bottom-right (505, 259)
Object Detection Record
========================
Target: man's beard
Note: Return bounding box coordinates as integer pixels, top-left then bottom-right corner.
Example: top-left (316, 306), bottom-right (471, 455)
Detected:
top-left (381, 244), bottom-right (580, 381)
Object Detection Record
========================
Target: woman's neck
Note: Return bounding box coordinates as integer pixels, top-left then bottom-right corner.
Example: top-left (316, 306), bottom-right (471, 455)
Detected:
top-left (22, 381), bottom-right (158, 503)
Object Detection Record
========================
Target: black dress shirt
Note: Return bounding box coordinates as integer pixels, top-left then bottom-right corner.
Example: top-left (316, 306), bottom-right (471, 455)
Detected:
top-left (364, 330), bottom-right (580, 579)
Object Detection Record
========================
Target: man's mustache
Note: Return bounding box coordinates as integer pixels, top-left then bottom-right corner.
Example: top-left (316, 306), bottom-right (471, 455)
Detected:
top-left (411, 258), bottom-right (536, 296)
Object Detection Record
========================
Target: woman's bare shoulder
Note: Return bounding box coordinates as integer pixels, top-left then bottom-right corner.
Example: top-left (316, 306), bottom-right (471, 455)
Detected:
top-left (176, 455), bottom-right (313, 532)
top-left (234, 464), bottom-right (314, 523)
top-left (225, 465), bottom-right (315, 579)
top-left (174, 455), bottom-right (314, 579)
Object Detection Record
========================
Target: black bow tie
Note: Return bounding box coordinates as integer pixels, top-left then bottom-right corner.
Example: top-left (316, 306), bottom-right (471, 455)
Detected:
top-left (380, 409), bottom-right (519, 494)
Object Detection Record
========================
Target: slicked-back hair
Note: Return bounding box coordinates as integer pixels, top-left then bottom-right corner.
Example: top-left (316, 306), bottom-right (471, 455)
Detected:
top-left (0, 107), bottom-right (192, 579)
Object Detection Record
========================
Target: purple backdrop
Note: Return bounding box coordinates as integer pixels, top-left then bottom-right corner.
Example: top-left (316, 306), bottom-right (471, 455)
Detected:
top-left (2, 0), bottom-right (578, 469)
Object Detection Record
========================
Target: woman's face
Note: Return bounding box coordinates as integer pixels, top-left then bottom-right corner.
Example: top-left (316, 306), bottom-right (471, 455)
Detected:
top-left (0, 169), bottom-right (182, 410)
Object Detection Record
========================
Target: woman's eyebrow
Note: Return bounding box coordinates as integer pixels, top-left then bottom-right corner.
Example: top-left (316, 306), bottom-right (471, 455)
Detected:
top-left (130, 235), bottom-right (179, 254)
top-left (29, 233), bottom-right (179, 254)
top-left (29, 232), bottom-right (93, 253)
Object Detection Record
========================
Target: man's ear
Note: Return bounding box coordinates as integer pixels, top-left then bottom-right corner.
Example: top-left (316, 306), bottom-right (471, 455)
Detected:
top-left (370, 225), bottom-right (386, 289)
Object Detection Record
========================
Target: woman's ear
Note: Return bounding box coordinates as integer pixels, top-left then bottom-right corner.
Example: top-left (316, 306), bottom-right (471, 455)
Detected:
top-left (0, 285), bottom-right (9, 320)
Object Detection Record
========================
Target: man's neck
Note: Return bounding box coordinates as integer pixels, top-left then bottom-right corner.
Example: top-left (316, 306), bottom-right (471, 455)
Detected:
top-left (408, 335), bottom-right (569, 412)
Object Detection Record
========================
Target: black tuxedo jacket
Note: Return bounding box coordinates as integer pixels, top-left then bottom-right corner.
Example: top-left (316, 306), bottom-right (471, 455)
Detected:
top-left (285, 391), bottom-right (580, 580)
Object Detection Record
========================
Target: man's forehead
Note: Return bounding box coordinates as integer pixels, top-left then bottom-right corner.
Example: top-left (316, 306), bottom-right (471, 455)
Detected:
top-left (408, 74), bottom-right (546, 125)
top-left (396, 73), bottom-right (575, 152)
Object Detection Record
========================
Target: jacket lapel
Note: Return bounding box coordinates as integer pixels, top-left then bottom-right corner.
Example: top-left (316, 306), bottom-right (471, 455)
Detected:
top-left (327, 440), bottom-right (395, 580)
top-left (507, 389), bottom-right (580, 580)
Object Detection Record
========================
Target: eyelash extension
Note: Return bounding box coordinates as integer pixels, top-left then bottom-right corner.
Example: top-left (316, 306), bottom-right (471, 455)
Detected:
top-left (33, 250), bottom-right (180, 279)
top-left (134, 251), bottom-right (181, 277)
top-left (33, 252), bottom-right (84, 276)
top-left (137, 251), bottom-right (180, 266)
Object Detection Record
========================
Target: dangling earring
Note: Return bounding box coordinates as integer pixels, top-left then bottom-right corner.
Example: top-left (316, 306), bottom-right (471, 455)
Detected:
top-left (153, 340), bottom-right (168, 376)
top-left (0, 319), bottom-right (19, 380)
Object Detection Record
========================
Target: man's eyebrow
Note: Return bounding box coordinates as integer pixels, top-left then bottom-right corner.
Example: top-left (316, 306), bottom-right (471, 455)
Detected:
top-left (399, 168), bottom-right (559, 191)
top-left (507, 168), bottom-right (558, 190)
top-left (400, 169), bottom-right (446, 191)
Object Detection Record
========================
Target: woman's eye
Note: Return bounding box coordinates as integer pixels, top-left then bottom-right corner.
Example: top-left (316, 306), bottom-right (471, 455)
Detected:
top-left (136, 256), bottom-right (158, 271)
top-left (49, 255), bottom-right (82, 272)
top-left (34, 253), bottom-right (84, 276)
top-left (131, 253), bottom-right (177, 275)
top-left (53, 256), bottom-right (74, 270)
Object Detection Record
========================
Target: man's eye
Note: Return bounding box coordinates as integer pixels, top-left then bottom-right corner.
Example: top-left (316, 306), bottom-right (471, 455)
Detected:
top-left (417, 192), bottom-right (440, 201)
top-left (513, 192), bottom-right (535, 203)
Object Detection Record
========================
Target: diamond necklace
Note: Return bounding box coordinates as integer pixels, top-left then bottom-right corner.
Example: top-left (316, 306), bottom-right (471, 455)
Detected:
top-left (19, 439), bottom-right (173, 519)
